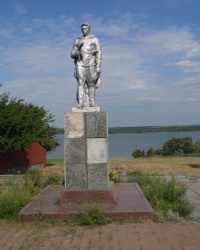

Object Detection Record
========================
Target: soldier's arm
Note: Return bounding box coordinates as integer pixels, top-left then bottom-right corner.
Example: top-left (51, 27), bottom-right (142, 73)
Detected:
top-left (71, 38), bottom-right (79, 59)
top-left (95, 38), bottom-right (102, 73)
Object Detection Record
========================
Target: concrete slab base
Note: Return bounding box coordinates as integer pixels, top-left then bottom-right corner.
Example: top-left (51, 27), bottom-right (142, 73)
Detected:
top-left (18, 183), bottom-right (154, 222)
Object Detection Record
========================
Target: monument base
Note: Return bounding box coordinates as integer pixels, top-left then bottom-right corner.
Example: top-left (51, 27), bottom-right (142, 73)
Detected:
top-left (60, 181), bottom-right (115, 204)
top-left (18, 183), bottom-right (154, 222)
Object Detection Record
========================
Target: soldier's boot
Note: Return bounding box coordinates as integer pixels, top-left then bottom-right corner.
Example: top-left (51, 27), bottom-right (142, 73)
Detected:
top-left (77, 84), bottom-right (84, 108)
top-left (89, 87), bottom-right (97, 107)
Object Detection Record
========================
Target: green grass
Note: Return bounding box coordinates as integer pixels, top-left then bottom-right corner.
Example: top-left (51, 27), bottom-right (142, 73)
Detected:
top-left (43, 174), bottom-right (64, 186)
top-left (0, 169), bottom-right (64, 219)
top-left (0, 169), bottom-right (46, 219)
top-left (46, 158), bottom-right (64, 166)
top-left (127, 173), bottom-right (194, 221)
top-left (0, 186), bottom-right (32, 219)
top-left (66, 204), bottom-right (112, 226)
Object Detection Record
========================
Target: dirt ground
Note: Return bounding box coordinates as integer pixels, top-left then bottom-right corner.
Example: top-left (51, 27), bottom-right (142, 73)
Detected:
top-left (1, 220), bottom-right (200, 250)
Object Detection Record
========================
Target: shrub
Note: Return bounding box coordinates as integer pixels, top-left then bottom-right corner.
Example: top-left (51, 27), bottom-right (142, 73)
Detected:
top-left (154, 210), bottom-right (181, 223)
top-left (0, 169), bottom-right (45, 219)
top-left (0, 186), bottom-right (32, 219)
top-left (132, 149), bottom-right (145, 158)
top-left (162, 137), bottom-right (194, 156)
top-left (77, 204), bottom-right (111, 226)
top-left (194, 140), bottom-right (200, 153)
top-left (153, 148), bottom-right (162, 156)
top-left (23, 169), bottom-right (44, 194)
top-left (109, 170), bottom-right (121, 183)
top-left (127, 174), bottom-right (194, 220)
top-left (146, 147), bottom-right (154, 157)
top-left (146, 147), bottom-right (162, 157)
top-left (44, 174), bottom-right (63, 186)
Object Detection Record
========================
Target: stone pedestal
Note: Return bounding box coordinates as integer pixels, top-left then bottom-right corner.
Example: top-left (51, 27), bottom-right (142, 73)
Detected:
top-left (63, 111), bottom-right (109, 191)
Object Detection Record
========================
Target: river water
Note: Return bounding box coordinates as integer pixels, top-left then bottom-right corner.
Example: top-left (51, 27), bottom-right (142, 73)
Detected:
top-left (47, 131), bottom-right (200, 159)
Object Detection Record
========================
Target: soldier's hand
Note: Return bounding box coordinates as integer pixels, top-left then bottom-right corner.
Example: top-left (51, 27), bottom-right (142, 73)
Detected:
top-left (96, 67), bottom-right (101, 73)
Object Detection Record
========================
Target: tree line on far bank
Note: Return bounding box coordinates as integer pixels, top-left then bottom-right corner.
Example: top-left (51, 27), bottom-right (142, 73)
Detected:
top-left (56, 125), bottom-right (200, 135)
top-left (132, 137), bottom-right (200, 158)
top-left (108, 125), bottom-right (200, 134)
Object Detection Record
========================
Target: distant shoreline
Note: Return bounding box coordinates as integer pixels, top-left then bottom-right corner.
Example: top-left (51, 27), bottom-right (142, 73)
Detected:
top-left (56, 124), bottom-right (200, 135)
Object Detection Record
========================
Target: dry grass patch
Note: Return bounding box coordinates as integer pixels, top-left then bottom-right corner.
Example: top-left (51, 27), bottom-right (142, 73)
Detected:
top-left (42, 159), bottom-right (64, 175)
top-left (42, 165), bottom-right (64, 175)
top-left (43, 157), bottom-right (200, 176)
top-left (109, 157), bottom-right (200, 176)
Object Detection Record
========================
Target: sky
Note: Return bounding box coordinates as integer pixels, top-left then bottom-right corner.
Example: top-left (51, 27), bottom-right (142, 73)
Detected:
top-left (0, 0), bottom-right (200, 128)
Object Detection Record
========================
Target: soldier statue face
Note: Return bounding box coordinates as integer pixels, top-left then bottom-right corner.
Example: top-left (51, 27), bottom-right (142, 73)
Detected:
top-left (81, 24), bottom-right (90, 37)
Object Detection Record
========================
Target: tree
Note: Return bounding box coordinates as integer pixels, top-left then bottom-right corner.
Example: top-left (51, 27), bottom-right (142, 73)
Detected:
top-left (132, 149), bottom-right (145, 158)
top-left (146, 147), bottom-right (154, 157)
top-left (194, 140), bottom-right (200, 153)
top-left (161, 137), bottom-right (194, 156)
top-left (0, 92), bottom-right (59, 153)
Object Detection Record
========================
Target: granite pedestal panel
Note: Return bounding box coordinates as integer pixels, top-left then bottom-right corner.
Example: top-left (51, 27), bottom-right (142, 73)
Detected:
top-left (62, 111), bottom-right (110, 204)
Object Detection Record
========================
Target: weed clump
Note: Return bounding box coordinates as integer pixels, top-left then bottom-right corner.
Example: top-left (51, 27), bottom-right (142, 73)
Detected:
top-left (0, 186), bottom-right (32, 219)
top-left (23, 169), bottom-right (44, 194)
top-left (0, 169), bottom-right (65, 219)
top-left (75, 204), bottom-right (111, 226)
top-left (127, 173), bottom-right (194, 221)
top-left (109, 169), bottom-right (122, 183)
top-left (44, 174), bottom-right (63, 186)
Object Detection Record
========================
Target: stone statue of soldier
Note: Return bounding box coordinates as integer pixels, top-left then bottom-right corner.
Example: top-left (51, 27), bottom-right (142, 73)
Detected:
top-left (71, 23), bottom-right (102, 108)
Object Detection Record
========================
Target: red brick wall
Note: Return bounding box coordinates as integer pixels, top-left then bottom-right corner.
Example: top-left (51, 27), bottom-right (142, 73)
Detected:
top-left (0, 142), bottom-right (46, 174)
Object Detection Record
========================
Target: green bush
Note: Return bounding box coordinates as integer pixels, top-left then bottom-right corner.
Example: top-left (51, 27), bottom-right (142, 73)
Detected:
top-left (146, 147), bottom-right (154, 157)
top-left (23, 169), bottom-right (44, 194)
top-left (44, 174), bottom-right (63, 186)
top-left (131, 137), bottom-right (199, 158)
top-left (0, 186), bottom-right (32, 219)
top-left (0, 169), bottom-right (46, 219)
top-left (127, 174), bottom-right (194, 220)
top-left (154, 209), bottom-right (181, 223)
top-left (109, 170), bottom-right (121, 183)
top-left (146, 147), bottom-right (162, 157)
top-left (162, 137), bottom-right (194, 156)
top-left (132, 149), bottom-right (145, 158)
top-left (194, 140), bottom-right (200, 153)
top-left (76, 204), bottom-right (111, 226)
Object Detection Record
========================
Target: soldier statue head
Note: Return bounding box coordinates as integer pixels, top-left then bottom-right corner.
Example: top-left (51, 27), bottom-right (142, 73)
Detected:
top-left (81, 23), bottom-right (90, 37)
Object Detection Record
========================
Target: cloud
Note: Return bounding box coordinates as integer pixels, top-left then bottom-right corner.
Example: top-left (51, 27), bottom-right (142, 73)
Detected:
top-left (134, 26), bottom-right (200, 58)
top-left (13, 3), bottom-right (28, 14)
top-left (23, 27), bottom-right (32, 34)
top-left (168, 60), bottom-right (200, 73)
top-left (173, 74), bottom-right (200, 86)
top-left (1, 13), bottom-right (200, 126)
